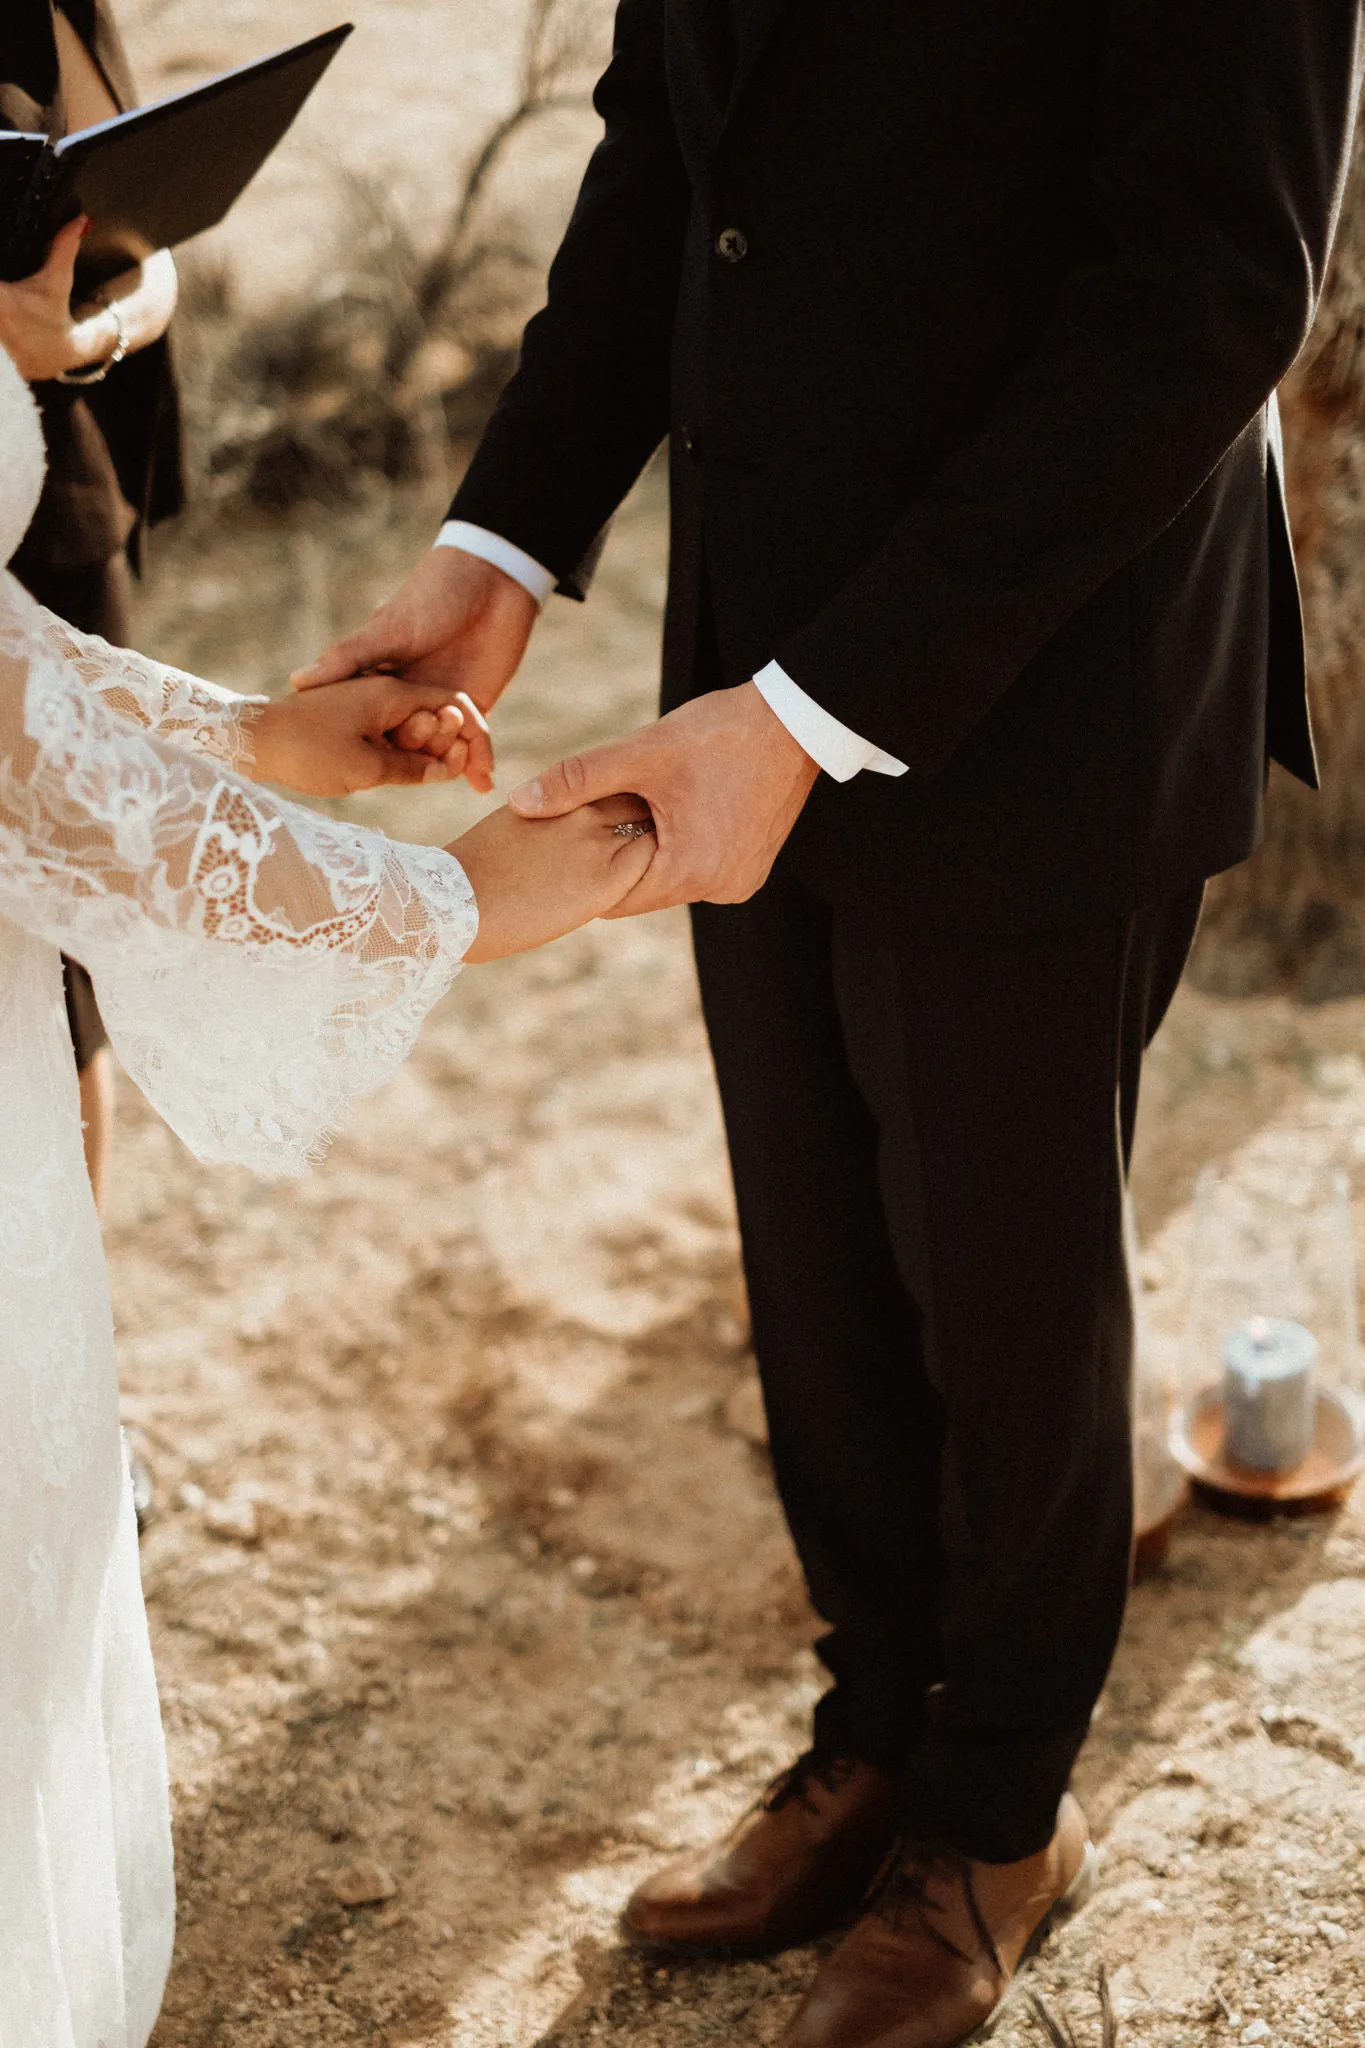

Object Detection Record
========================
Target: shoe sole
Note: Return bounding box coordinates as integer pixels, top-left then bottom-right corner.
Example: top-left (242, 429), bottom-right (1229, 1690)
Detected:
top-left (972, 1840), bottom-right (1101, 2041)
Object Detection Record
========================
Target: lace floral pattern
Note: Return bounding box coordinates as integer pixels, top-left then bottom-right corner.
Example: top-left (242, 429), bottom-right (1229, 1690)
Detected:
top-left (35, 608), bottom-right (266, 768)
top-left (0, 342), bottom-right (476, 2044)
top-left (0, 574), bottom-right (476, 1171)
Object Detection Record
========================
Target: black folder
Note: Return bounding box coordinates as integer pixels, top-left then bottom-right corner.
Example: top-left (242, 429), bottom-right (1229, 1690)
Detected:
top-left (0, 24), bottom-right (353, 284)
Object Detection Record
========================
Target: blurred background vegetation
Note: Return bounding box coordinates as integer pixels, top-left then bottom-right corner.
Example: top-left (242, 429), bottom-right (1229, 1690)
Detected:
top-left (127, 0), bottom-right (618, 851)
top-left (169, 0), bottom-right (595, 519)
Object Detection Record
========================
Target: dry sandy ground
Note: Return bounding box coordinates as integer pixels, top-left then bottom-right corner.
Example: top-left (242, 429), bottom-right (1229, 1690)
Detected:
top-left (94, 3), bottom-right (1365, 2043)
top-left (112, 470), bottom-right (1365, 2048)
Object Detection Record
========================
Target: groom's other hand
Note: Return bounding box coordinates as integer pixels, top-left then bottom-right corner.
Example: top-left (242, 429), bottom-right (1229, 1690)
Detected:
top-left (289, 551), bottom-right (538, 794)
top-left (508, 684), bottom-right (819, 912)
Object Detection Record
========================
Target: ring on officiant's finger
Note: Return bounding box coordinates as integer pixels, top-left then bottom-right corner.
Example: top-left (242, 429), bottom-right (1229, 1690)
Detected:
top-left (612, 819), bottom-right (654, 839)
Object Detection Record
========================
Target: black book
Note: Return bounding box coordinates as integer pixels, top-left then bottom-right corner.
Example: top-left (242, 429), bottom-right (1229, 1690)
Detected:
top-left (0, 23), bottom-right (353, 285)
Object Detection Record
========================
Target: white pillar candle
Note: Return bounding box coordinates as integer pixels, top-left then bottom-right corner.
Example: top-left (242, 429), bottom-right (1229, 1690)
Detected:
top-left (1222, 1315), bottom-right (1317, 1474)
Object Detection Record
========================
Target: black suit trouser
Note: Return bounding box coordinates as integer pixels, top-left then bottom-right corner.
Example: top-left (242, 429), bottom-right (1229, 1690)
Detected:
top-left (691, 870), bottom-right (1201, 1861)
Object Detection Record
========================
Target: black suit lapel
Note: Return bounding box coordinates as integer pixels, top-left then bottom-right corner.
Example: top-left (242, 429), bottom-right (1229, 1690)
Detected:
top-left (726, 0), bottom-right (791, 112)
top-left (666, 0), bottom-right (729, 196)
top-left (669, 0), bottom-right (793, 187)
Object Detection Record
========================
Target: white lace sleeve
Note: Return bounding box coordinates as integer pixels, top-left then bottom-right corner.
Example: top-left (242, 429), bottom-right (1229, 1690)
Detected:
top-left (35, 603), bottom-right (267, 766)
top-left (0, 571), bottom-right (477, 1174)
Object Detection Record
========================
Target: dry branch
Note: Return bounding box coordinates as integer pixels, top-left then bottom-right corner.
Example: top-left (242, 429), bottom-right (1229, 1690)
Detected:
top-left (173, 0), bottom-right (594, 516)
top-left (1030, 1964), bottom-right (1119, 2048)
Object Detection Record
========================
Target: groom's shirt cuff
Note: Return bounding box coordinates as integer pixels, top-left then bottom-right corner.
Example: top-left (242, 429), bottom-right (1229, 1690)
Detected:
top-left (433, 525), bottom-right (909, 782)
top-left (435, 521), bottom-right (556, 606)
top-left (752, 661), bottom-right (908, 782)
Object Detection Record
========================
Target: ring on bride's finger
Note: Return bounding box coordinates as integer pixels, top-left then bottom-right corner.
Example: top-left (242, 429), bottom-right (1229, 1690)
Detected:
top-left (612, 819), bottom-right (655, 839)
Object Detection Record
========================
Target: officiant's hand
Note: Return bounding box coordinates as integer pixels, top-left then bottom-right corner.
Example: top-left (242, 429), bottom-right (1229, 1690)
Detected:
top-left (290, 550), bottom-right (538, 793)
top-left (0, 218), bottom-right (132, 382)
top-left (0, 215), bottom-right (180, 385)
top-left (248, 674), bottom-right (473, 796)
top-left (507, 683), bottom-right (819, 911)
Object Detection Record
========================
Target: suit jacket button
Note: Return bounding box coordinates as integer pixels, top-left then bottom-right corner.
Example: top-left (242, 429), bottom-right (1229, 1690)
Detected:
top-left (714, 226), bottom-right (749, 263)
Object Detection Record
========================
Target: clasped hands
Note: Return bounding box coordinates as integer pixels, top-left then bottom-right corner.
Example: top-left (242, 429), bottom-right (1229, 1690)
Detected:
top-left (282, 546), bottom-right (819, 948)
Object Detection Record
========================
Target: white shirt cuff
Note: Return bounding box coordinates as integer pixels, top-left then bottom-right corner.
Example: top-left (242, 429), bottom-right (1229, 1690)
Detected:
top-left (435, 521), bottom-right (556, 606)
top-left (753, 660), bottom-right (908, 782)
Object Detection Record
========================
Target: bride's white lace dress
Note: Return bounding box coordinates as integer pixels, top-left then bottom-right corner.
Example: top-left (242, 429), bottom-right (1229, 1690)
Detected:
top-left (0, 345), bottom-right (476, 2046)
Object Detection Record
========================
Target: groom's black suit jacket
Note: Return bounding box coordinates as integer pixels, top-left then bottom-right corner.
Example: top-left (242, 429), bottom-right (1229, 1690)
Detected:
top-left (451, 0), bottom-right (1363, 931)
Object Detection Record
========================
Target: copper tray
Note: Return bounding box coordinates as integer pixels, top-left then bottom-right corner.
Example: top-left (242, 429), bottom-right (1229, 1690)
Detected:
top-left (1133, 1460), bottom-right (1189, 1578)
top-left (1171, 1385), bottom-right (1365, 1507)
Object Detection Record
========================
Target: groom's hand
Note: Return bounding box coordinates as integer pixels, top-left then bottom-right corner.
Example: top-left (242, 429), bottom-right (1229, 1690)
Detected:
top-left (290, 550), bottom-right (539, 794)
top-left (508, 683), bottom-right (819, 912)
top-left (249, 674), bottom-right (474, 797)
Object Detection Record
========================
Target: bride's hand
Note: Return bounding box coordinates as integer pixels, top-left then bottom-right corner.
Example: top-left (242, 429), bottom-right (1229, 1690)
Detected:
top-left (247, 675), bottom-right (471, 795)
top-left (451, 796), bottom-right (656, 962)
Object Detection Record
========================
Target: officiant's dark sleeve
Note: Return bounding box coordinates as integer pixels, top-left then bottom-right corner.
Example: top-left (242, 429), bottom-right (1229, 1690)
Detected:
top-left (775, 0), bottom-right (1362, 775)
top-left (448, 0), bottom-right (688, 598)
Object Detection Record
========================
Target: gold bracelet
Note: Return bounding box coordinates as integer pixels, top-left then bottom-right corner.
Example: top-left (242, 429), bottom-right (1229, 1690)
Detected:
top-left (56, 295), bottom-right (129, 387)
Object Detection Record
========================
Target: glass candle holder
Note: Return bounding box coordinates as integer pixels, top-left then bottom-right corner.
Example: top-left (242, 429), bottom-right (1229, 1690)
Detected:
top-left (1172, 1159), bottom-right (1364, 1506)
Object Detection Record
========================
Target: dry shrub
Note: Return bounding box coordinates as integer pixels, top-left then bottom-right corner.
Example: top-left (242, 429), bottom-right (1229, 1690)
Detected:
top-left (1192, 109), bottom-right (1365, 999)
top-left (173, 0), bottom-right (595, 517)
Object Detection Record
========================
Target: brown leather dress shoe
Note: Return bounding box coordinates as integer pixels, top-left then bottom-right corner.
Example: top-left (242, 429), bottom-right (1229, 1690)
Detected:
top-left (621, 1750), bottom-right (900, 1957)
top-left (780, 1793), bottom-right (1098, 2048)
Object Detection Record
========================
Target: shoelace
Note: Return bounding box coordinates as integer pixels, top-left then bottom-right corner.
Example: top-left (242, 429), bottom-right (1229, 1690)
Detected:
top-left (866, 1837), bottom-right (1005, 1980)
top-left (758, 1749), bottom-right (858, 1817)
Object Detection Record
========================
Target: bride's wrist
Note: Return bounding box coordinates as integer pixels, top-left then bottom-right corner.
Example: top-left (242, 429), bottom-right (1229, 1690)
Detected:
top-left (233, 698), bottom-right (273, 779)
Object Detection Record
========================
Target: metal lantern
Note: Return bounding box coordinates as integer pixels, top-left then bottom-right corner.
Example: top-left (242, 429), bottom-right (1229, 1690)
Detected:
top-left (1172, 1158), bottom-right (1365, 1507)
